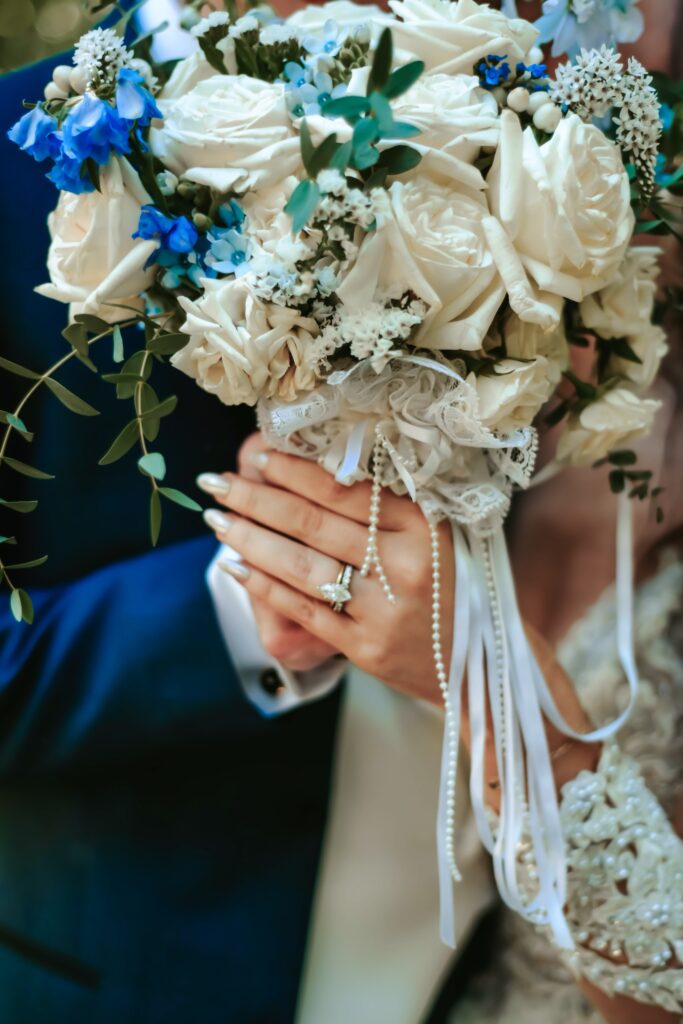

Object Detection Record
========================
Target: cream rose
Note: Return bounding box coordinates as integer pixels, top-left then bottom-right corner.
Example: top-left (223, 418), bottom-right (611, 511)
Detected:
top-left (389, 73), bottom-right (499, 189)
top-left (487, 112), bottom-right (634, 304)
top-left (475, 357), bottom-right (556, 433)
top-left (556, 388), bottom-right (660, 466)
top-left (172, 278), bottom-right (319, 406)
top-left (288, 0), bottom-right (395, 38)
top-left (336, 176), bottom-right (504, 350)
top-left (240, 177), bottom-right (300, 253)
top-left (502, 313), bottom-right (568, 386)
top-left (579, 247), bottom-right (660, 340)
top-left (157, 49), bottom-right (223, 102)
top-left (388, 0), bottom-right (537, 75)
top-left (35, 157), bottom-right (157, 323)
top-left (150, 76), bottom-right (302, 194)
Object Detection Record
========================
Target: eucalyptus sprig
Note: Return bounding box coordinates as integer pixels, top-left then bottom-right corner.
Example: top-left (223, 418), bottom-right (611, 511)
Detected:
top-left (285, 28), bottom-right (425, 233)
top-left (0, 311), bottom-right (200, 623)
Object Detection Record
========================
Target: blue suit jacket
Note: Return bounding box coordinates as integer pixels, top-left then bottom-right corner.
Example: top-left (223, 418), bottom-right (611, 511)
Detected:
top-left (0, 51), bottom-right (340, 1023)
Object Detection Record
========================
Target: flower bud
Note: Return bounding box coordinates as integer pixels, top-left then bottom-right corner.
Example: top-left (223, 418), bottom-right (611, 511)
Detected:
top-left (533, 103), bottom-right (562, 133)
top-left (177, 180), bottom-right (198, 198)
top-left (507, 87), bottom-right (530, 113)
top-left (192, 212), bottom-right (213, 230)
top-left (156, 170), bottom-right (179, 196)
top-left (44, 81), bottom-right (68, 102)
top-left (52, 64), bottom-right (73, 92)
top-left (528, 90), bottom-right (551, 113)
top-left (492, 86), bottom-right (507, 106)
top-left (69, 66), bottom-right (90, 94)
top-left (528, 45), bottom-right (544, 65)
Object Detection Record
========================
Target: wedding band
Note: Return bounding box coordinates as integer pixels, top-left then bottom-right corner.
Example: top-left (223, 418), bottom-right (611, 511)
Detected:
top-left (318, 564), bottom-right (354, 613)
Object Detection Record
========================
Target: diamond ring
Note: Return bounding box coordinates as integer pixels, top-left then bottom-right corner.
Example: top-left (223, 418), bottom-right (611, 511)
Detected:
top-left (318, 564), bottom-right (354, 613)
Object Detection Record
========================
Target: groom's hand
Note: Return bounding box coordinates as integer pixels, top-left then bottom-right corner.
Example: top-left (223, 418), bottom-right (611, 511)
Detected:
top-left (236, 434), bottom-right (339, 672)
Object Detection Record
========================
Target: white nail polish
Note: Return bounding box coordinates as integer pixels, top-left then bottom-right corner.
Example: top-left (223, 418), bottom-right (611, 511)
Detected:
top-left (203, 509), bottom-right (232, 533)
top-left (248, 452), bottom-right (270, 470)
top-left (218, 558), bottom-right (250, 581)
top-left (196, 472), bottom-right (231, 495)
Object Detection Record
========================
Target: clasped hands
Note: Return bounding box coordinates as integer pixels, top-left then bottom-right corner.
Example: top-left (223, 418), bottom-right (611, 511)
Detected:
top-left (198, 433), bottom-right (599, 792)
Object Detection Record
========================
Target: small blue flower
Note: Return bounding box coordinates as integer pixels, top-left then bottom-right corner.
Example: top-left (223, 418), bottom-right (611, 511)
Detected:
top-left (534, 0), bottom-right (644, 59)
top-left (115, 67), bottom-right (162, 126)
top-left (659, 102), bottom-right (674, 132)
top-left (134, 205), bottom-right (199, 254)
top-left (283, 61), bottom-right (312, 90)
top-left (302, 19), bottom-right (344, 58)
top-left (218, 199), bottom-right (246, 231)
top-left (205, 227), bottom-right (251, 277)
top-left (285, 68), bottom-right (346, 117)
top-left (516, 60), bottom-right (548, 79)
top-left (476, 56), bottom-right (510, 89)
top-left (46, 152), bottom-right (94, 194)
top-left (62, 93), bottom-right (131, 165)
top-left (7, 106), bottom-right (61, 162)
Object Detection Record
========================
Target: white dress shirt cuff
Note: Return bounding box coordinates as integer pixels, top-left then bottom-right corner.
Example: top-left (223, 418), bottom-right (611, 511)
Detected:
top-left (206, 543), bottom-right (345, 716)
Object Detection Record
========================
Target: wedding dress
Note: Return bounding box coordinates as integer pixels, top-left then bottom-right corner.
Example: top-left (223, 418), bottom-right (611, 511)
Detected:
top-left (450, 552), bottom-right (683, 1023)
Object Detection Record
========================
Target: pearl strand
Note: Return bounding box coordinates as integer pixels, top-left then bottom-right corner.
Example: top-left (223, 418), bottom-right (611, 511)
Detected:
top-left (360, 431), bottom-right (397, 604)
top-left (481, 537), bottom-right (506, 770)
top-left (429, 519), bottom-right (462, 883)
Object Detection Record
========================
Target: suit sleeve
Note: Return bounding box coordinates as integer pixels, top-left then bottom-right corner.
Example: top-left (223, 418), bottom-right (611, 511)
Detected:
top-left (0, 535), bottom-right (266, 778)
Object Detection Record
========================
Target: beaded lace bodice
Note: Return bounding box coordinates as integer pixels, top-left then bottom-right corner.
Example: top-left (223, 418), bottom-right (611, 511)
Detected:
top-left (450, 554), bottom-right (683, 1024)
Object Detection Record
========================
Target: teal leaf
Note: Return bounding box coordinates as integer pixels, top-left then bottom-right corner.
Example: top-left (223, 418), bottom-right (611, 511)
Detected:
top-left (308, 133), bottom-right (339, 177)
top-left (608, 449), bottom-right (637, 466)
top-left (300, 120), bottom-right (316, 176)
top-left (329, 139), bottom-right (353, 171)
top-left (382, 60), bottom-right (425, 100)
top-left (367, 27), bottom-right (393, 95)
top-left (159, 486), bottom-right (202, 512)
top-left (1, 457), bottom-right (54, 480)
top-left (45, 378), bottom-right (99, 416)
top-left (322, 95), bottom-right (370, 120)
top-left (285, 179), bottom-right (321, 233)
top-left (112, 324), bottom-right (124, 363)
top-left (377, 144), bottom-right (422, 175)
top-left (138, 452), bottom-right (167, 480)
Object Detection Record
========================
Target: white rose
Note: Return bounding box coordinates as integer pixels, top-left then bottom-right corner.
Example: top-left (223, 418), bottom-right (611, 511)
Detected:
top-left (608, 324), bottom-right (668, 391)
top-left (487, 112), bottom-right (634, 304)
top-left (388, 73), bottom-right (499, 189)
top-left (157, 49), bottom-right (224, 102)
top-left (556, 388), bottom-right (660, 466)
top-left (35, 157), bottom-right (157, 324)
top-left (475, 357), bottom-right (556, 433)
top-left (388, 0), bottom-right (537, 75)
top-left (151, 76), bottom-right (301, 195)
top-left (501, 313), bottom-right (568, 386)
top-left (287, 1), bottom-right (395, 38)
top-left (240, 176), bottom-right (300, 252)
top-left (172, 278), bottom-right (319, 406)
top-left (579, 247), bottom-right (659, 340)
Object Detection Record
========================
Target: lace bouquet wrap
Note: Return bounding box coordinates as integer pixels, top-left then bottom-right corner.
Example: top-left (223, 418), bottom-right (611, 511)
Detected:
top-left (12, 0), bottom-right (668, 952)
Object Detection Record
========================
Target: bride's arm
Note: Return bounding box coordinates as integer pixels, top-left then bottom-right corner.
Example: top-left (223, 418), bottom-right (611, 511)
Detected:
top-left (202, 447), bottom-right (683, 1023)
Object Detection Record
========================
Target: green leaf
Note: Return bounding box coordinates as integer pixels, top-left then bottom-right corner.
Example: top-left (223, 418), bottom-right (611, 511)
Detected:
top-left (61, 321), bottom-right (89, 358)
top-left (382, 120), bottom-right (421, 140)
top-left (5, 556), bottom-right (48, 570)
top-left (285, 179), bottom-right (321, 233)
top-left (352, 118), bottom-right (380, 170)
top-left (377, 143), bottom-right (422, 175)
top-left (0, 498), bottom-right (38, 513)
top-left (138, 452), bottom-right (167, 480)
top-left (1, 457), bottom-right (54, 480)
top-left (321, 95), bottom-right (370, 120)
top-left (609, 469), bottom-right (626, 494)
top-left (45, 378), bottom-right (99, 416)
top-left (112, 324), bottom-right (124, 363)
top-left (299, 120), bottom-right (316, 176)
top-left (369, 92), bottom-right (395, 134)
top-left (608, 449), bottom-right (637, 466)
top-left (146, 332), bottom-right (188, 355)
top-left (159, 486), bottom-right (202, 512)
top-left (85, 157), bottom-right (101, 192)
top-left (367, 27), bottom-right (393, 95)
top-left (74, 313), bottom-right (111, 334)
top-left (139, 382), bottom-right (161, 442)
top-left (608, 337), bottom-right (643, 364)
top-left (98, 420), bottom-right (139, 465)
top-left (363, 166), bottom-right (388, 192)
top-left (0, 356), bottom-right (40, 380)
top-left (10, 588), bottom-right (34, 624)
top-left (140, 395), bottom-right (178, 421)
top-left (635, 218), bottom-right (664, 232)
top-left (0, 536), bottom-right (17, 544)
top-left (150, 489), bottom-right (162, 547)
top-left (382, 60), bottom-right (424, 100)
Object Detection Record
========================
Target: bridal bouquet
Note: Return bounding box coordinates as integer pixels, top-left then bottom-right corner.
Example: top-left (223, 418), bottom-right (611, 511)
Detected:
top-left (5, 0), bottom-right (681, 949)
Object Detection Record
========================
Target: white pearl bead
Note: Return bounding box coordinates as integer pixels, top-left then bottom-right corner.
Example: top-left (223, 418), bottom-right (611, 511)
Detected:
top-left (69, 66), bottom-right (90, 94)
top-left (52, 64), bottom-right (73, 92)
top-left (533, 103), bottom-right (562, 133)
top-left (528, 90), bottom-right (551, 113)
top-left (507, 87), bottom-right (530, 113)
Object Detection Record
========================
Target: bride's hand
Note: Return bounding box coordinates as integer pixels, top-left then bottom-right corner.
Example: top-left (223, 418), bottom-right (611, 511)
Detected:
top-left (201, 445), bottom-right (455, 704)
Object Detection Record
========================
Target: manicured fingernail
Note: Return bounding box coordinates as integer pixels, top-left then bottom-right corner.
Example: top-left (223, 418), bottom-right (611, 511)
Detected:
top-left (203, 509), bottom-right (232, 534)
top-left (196, 472), bottom-right (231, 496)
top-left (247, 451), bottom-right (270, 470)
top-left (218, 558), bottom-right (250, 581)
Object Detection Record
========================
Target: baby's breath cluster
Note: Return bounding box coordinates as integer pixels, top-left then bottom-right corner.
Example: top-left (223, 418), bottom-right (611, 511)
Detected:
top-left (309, 294), bottom-right (428, 372)
top-left (551, 47), bottom-right (661, 196)
top-left (73, 27), bottom-right (135, 90)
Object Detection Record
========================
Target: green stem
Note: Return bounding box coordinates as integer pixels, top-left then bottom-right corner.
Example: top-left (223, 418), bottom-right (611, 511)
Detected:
top-left (134, 350), bottom-right (158, 493)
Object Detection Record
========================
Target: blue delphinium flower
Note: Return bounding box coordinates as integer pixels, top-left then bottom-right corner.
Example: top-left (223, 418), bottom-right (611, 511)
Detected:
top-left (659, 103), bottom-right (674, 133)
top-left (134, 205), bottom-right (199, 254)
top-left (62, 93), bottom-right (132, 165)
top-left (7, 106), bottom-right (61, 162)
top-left (475, 54), bottom-right (511, 89)
top-left (115, 68), bottom-right (162, 126)
top-left (535, 0), bottom-right (644, 59)
top-left (219, 199), bottom-right (246, 232)
top-left (302, 19), bottom-right (344, 58)
top-left (46, 152), bottom-right (94, 194)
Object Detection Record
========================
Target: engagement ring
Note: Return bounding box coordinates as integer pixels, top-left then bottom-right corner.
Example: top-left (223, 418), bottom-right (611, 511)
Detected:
top-left (318, 564), bottom-right (354, 613)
